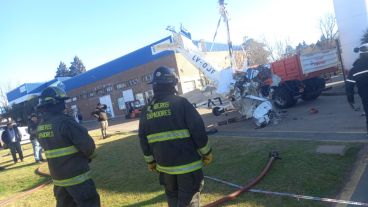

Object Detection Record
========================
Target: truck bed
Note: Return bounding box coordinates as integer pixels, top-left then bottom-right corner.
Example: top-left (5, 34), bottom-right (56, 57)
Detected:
top-left (271, 49), bottom-right (338, 82)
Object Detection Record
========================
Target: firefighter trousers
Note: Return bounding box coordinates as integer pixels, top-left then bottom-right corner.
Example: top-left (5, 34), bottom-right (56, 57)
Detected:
top-left (53, 179), bottom-right (100, 207)
top-left (159, 170), bottom-right (204, 207)
top-left (359, 88), bottom-right (368, 134)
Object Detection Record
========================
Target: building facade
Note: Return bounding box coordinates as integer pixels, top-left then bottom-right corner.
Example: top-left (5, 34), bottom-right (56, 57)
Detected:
top-left (7, 36), bottom-right (230, 121)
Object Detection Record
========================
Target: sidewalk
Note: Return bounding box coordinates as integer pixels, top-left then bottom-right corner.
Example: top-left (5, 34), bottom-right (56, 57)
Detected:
top-left (336, 145), bottom-right (368, 207)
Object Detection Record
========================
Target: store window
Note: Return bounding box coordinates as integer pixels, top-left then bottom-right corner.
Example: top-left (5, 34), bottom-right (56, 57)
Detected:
top-left (116, 82), bottom-right (127, 89)
top-left (142, 74), bottom-right (152, 82)
top-left (135, 93), bottom-right (145, 105)
top-left (106, 86), bottom-right (113, 92)
top-left (117, 97), bottom-right (126, 110)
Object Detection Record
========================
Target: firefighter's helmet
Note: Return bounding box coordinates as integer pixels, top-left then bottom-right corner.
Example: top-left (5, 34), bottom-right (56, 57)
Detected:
top-left (354, 43), bottom-right (368, 54)
top-left (37, 86), bottom-right (69, 108)
top-left (148, 66), bottom-right (178, 85)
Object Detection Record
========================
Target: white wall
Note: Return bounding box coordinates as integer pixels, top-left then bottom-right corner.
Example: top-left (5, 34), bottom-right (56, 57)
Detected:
top-left (334, 0), bottom-right (368, 70)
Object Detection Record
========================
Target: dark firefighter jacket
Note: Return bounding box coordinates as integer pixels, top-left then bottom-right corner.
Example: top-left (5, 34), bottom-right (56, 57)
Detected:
top-left (37, 112), bottom-right (96, 187)
top-left (138, 94), bottom-right (211, 175)
top-left (346, 57), bottom-right (368, 103)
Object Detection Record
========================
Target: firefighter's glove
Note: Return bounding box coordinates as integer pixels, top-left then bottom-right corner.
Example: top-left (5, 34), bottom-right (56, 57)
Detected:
top-left (202, 153), bottom-right (213, 166)
top-left (147, 162), bottom-right (157, 172)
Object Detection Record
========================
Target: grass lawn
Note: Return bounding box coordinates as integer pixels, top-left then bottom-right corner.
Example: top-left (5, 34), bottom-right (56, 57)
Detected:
top-left (0, 131), bottom-right (362, 207)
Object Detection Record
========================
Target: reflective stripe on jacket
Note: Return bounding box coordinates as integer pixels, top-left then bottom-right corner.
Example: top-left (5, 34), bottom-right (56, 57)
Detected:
top-left (53, 171), bottom-right (91, 187)
top-left (37, 113), bottom-right (96, 184)
top-left (139, 94), bottom-right (211, 174)
top-left (346, 57), bottom-right (368, 103)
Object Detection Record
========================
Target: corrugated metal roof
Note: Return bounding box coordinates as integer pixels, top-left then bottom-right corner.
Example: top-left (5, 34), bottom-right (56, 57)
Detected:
top-left (64, 36), bottom-right (174, 92)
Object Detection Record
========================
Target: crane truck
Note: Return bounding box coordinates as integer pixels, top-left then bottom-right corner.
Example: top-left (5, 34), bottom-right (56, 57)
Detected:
top-left (152, 29), bottom-right (275, 127)
top-left (152, 0), bottom-right (340, 126)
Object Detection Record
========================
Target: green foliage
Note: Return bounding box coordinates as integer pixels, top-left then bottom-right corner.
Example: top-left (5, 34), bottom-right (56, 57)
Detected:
top-left (242, 38), bottom-right (270, 66)
top-left (55, 61), bottom-right (69, 78)
top-left (69, 56), bottom-right (86, 77)
top-left (7, 97), bottom-right (38, 125)
top-left (361, 29), bottom-right (368, 44)
top-left (55, 57), bottom-right (86, 78)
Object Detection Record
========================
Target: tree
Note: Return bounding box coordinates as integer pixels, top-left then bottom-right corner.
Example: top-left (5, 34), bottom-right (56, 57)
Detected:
top-left (55, 61), bottom-right (69, 78)
top-left (262, 37), bottom-right (295, 61)
top-left (318, 13), bottom-right (338, 49)
top-left (295, 41), bottom-right (308, 53)
top-left (69, 56), bottom-right (86, 77)
top-left (0, 82), bottom-right (13, 112)
top-left (7, 97), bottom-right (38, 125)
top-left (0, 82), bottom-right (16, 121)
top-left (233, 50), bottom-right (247, 70)
top-left (319, 13), bottom-right (338, 41)
top-left (361, 29), bottom-right (368, 44)
top-left (242, 38), bottom-right (270, 66)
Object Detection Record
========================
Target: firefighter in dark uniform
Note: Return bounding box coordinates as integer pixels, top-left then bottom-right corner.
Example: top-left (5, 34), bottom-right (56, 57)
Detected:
top-left (36, 86), bottom-right (100, 207)
top-left (346, 43), bottom-right (368, 135)
top-left (139, 66), bottom-right (213, 207)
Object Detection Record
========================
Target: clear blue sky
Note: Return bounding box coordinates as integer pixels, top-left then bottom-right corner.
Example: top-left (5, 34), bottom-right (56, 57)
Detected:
top-left (0, 0), bottom-right (334, 89)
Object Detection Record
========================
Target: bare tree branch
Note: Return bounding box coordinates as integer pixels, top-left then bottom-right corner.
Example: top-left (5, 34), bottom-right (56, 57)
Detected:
top-left (262, 37), bottom-right (294, 61)
top-left (0, 81), bottom-right (14, 108)
top-left (319, 13), bottom-right (338, 40)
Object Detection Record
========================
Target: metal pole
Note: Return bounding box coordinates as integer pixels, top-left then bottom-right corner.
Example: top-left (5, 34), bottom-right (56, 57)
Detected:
top-left (218, 0), bottom-right (236, 71)
top-left (336, 39), bottom-right (347, 82)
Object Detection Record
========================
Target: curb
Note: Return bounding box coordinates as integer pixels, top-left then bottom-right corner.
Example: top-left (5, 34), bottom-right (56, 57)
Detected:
top-left (321, 92), bottom-right (346, 96)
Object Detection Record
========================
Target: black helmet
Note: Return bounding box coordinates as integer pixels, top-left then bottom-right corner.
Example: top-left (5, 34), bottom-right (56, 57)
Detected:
top-left (354, 43), bottom-right (368, 54)
top-left (37, 86), bottom-right (69, 108)
top-left (148, 66), bottom-right (178, 85)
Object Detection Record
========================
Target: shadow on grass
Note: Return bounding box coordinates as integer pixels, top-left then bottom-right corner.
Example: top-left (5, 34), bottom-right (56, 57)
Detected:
top-left (0, 153), bottom-right (36, 167)
top-left (0, 162), bottom-right (39, 171)
top-left (91, 135), bottom-right (162, 195)
top-left (121, 193), bottom-right (166, 207)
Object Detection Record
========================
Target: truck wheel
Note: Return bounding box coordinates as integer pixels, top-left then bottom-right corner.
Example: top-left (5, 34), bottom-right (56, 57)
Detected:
top-left (301, 91), bottom-right (321, 101)
top-left (212, 106), bottom-right (224, 116)
top-left (301, 77), bottom-right (324, 101)
top-left (273, 87), bottom-right (297, 109)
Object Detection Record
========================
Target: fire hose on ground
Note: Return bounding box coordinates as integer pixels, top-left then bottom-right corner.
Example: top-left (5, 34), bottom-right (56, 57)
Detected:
top-left (0, 166), bottom-right (52, 207)
top-left (204, 149), bottom-right (368, 207)
top-left (205, 175), bottom-right (368, 206)
top-left (203, 151), bottom-right (280, 207)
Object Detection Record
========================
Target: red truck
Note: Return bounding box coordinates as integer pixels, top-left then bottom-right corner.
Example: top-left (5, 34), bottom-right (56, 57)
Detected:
top-left (269, 49), bottom-right (339, 108)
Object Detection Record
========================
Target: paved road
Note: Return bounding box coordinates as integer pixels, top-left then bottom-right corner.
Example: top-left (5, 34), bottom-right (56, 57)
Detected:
top-left (84, 83), bottom-right (366, 140)
top-left (83, 82), bottom-right (367, 206)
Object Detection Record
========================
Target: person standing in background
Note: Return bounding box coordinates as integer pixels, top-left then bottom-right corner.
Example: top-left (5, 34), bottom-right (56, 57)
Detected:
top-left (28, 113), bottom-right (44, 163)
top-left (91, 103), bottom-right (108, 139)
top-left (1, 121), bottom-right (24, 163)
